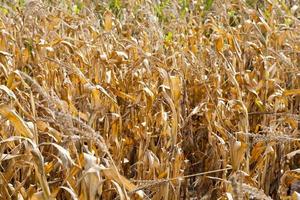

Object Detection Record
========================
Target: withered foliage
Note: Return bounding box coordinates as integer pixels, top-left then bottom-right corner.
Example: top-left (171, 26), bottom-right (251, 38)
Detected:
top-left (0, 0), bottom-right (300, 199)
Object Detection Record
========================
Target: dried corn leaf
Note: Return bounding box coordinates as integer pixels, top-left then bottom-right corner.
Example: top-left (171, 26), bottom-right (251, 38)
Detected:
top-left (230, 140), bottom-right (247, 171)
top-left (103, 10), bottom-right (113, 31)
top-left (0, 85), bottom-right (16, 100)
top-left (0, 105), bottom-right (34, 138)
top-left (283, 89), bottom-right (300, 96)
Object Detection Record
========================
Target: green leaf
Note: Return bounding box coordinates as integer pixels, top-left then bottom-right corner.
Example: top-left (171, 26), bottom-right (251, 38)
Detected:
top-left (0, 6), bottom-right (9, 15)
top-left (204, 0), bottom-right (213, 11)
top-left (109, 0), bottom-right (122, 16)
top-left (73, 4), bottom-right (80, 14)
top-left (165, 32), bottom-right (173, 43)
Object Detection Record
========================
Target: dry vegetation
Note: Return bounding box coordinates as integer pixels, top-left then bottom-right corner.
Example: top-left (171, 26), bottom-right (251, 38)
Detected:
top-left (0, 0), bottom-right (300, 199)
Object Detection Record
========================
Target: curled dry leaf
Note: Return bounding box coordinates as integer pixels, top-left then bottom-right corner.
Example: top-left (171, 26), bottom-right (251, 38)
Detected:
top-left (230, 140), bottom-right (247, 171)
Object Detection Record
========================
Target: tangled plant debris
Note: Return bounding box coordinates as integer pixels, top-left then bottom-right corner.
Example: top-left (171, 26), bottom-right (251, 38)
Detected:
top-left (0, 0), bottom-right (299, 199)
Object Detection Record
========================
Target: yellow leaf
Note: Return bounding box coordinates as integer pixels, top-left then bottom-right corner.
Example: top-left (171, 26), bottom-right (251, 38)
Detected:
top-left (284, 117), bottom-right (298, 129)
top-left (170, 75), bottom-right (181, 105)
top-left (215, 34), bottom-right (224, 52)
top-left (230, 140), bottom-right (247, 171)
top-left (0, 104), bottom-right (34, 138)
top-left (0, 63), bottom-right (8, 77)
top-left (283, 89), bottom-right (300, 96)
top-left (227, 33), bottom-right (234, 50)
top-left (255, 98), bottom-right (265, 111)
top-left (110, 87), bottom-right (136, 102)
top-left (292, 191), bottom-right (300, 200)
top-left (158, 170), bottom-right (168, 179)
top-left (30, 192), bottom-right (46, 200)
top-left (103, 10), bottom-right (112, 31)
top-left (101, 166), bottom-right (144, 198)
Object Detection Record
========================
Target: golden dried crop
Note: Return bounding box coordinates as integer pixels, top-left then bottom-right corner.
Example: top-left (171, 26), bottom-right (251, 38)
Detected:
top-left (0, 0), bottom-right (299, 199)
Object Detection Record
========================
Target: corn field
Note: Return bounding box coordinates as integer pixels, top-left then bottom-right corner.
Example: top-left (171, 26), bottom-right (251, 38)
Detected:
top-left (0, 0), bottom-right (300, 199)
